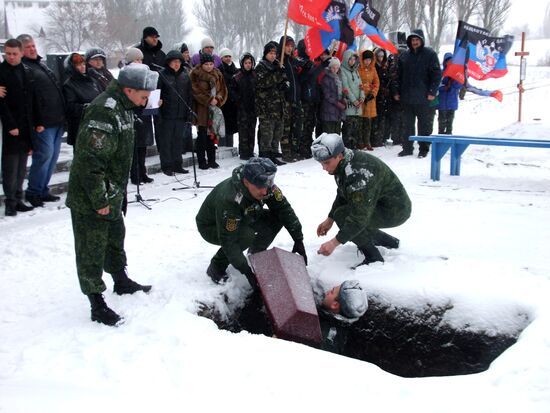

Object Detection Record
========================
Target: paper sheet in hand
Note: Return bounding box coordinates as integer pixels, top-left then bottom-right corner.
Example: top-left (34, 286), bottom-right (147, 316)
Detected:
top-left (145, 89), bottom-right (161, 109)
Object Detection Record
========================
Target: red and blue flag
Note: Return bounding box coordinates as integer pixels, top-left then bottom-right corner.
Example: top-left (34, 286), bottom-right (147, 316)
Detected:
top-left (348, 0), bottom-right (397, 54)
top-left (444, 21), bottom-right (514, 85)
top-left (288, 0), bottom-right (332, 32)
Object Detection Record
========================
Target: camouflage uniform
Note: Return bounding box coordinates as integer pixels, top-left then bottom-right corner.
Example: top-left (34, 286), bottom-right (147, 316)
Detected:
top-left (255, 58), bottom-right (286, 157)
top-left (196, 165), bottom-right (303, 280)
top-left (281, 100), bottom-right (303, 158)
top-left (328, 149), bottom-right (411, 247)
top-left (66, 80), bottom-right (136, 295)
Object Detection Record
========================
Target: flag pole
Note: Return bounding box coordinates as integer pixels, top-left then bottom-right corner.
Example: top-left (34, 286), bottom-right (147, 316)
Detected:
top-left (280, 2), bottom-right (290, 67)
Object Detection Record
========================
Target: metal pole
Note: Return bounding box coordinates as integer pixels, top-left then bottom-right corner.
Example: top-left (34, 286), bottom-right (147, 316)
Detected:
top-left (518, 32), bottom-right (525, 123)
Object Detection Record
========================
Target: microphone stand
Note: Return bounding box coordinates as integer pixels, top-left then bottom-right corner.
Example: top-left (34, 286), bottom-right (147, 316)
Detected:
top-left (128, 113), bottom-right (159, 209)
top-left (150, 63), bottom-right (215, 195)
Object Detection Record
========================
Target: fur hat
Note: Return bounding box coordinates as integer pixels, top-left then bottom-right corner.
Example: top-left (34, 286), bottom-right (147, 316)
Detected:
top-left (328, 57), bottom-right (341, 69)
top-left (118, 63), bottom-right (159, 91)
top-left (180, 43), bottom-right (189, 53)
top-left (219, 48), bottom-right (232, 58)
top-left (311, 133), bottom-right (345, 161)
top-left (125, 47), bottom-right (143, 64)
top-left (200, 53), bottom-right (214, 65)
top-left (242, 158), bottom-right (277, 188)
top-left (201, 37), bottom-right (215, 49)
top-left (143, 26), bottom-right (159, 38)
top-left (338, 280), bottom-right (368, 319)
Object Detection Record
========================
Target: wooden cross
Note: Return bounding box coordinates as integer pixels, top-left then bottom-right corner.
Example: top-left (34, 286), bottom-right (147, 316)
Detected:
top-left (514, 32), bottom-right (530, 122)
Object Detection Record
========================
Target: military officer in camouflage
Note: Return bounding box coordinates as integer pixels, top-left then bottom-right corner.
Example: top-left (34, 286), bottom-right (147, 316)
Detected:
top-left (196, 157), bottom-right (307, 287)
top-left (312, 133), bottom-right (411, 266)
top-left (66, 63), bottom-right (158, 326)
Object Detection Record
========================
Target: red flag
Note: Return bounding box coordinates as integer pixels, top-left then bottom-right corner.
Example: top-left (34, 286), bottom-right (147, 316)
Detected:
top-left (288, 0), bottom-right (333, 32)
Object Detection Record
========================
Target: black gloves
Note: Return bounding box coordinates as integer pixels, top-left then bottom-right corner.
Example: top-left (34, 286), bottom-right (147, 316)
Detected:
top-left (280, 81), bottom-right (290, 91)
top-left (244, 268), bottom-right (259, 290)
top-left (366, 93), bottom-right (375, 101)
top-left (292, 239), bottom-right (308, 265)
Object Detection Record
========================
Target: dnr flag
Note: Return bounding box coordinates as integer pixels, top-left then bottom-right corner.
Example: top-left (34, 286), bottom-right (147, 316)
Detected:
top-left (444, 21), bottom-right (514, 84)
top-left (288, 0), bottom-right (332, 32)
top-left (304, 1), bottom-right (355, 59)
top-left (348, 0), bottom-right (397, 54)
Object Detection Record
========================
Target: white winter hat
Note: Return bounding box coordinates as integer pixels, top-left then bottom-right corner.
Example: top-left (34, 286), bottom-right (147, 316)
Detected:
top-left (201, 37), bottom-right (215, 49)
top-left (125, 47), bottom-right (143, 64)
top-left (328, 57), bottom-right (341, 69)
top-left (338, 280), bottom-right (368, 319)
top-left (219, 48), bottom-right (232, 58)
top-left (311, 133), bottom-right (346, 161)
top-left (118, 63), bottom-right (159, 91)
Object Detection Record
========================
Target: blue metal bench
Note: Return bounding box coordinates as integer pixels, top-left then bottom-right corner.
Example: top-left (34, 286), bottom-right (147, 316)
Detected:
top-left (409, 135), bottom-right (550, 181)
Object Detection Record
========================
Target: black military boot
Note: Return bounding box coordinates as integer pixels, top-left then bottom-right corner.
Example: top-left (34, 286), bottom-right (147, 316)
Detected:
top-left (206, 262), bottom-right (229, 284)
top-left (356, 243), bottom-right (384, 267)
top-left (88, 293), bottom-right (123, 326)
top-left (111, 268), bottom-right (152, 295)
top-left (372, 230), bottom-right (400, 249)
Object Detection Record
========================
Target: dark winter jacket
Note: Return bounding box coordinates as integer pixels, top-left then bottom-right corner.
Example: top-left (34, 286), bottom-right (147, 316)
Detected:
top-left (374, 48), bottom-right (390, 115)
top-left (63, 53), bottom-right (102, 145)
top-left (136, 38), bottom-right (166, 71)
top-left (231, 53), bottom-right (257, 115)
top-left (328, 149), bottom-right (411, 245)
top-left (195, 164), bottom-right (303, 276)
top-left (85, 48), bottom-right (114, 93)
top-left (395, 29), bottom-right (442, 105)
top-left (437, 53), bottom-right (462, 111)
top-left (278, 36), bottom-right (303, 103)
top-left (297, 39), bottom-right (327, 103)
top-left (0, 60), bottom-right (42, 153)
top-left (22, 55), bottom-right (66, 127)
top-left (157, 51), bottom-right (192, 120)
top-left (219, 60), bottom-right (239, 135)
top-left (254, 57), bottom-right (287, 120)
top-left (189, 65), bottom-right (227, 127)
top-left (320, 68), bottom-right (345, 122)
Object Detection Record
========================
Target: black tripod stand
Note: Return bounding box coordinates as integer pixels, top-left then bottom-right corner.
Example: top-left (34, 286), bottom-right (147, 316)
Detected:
top-left (128, 114), bottom-right (159, 209)
top-left (149, 63), bottom-right (216, 195)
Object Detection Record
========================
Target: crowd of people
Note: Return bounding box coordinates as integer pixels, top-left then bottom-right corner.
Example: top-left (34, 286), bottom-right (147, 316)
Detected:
top-left (1, 25), bottom-right (460, 353)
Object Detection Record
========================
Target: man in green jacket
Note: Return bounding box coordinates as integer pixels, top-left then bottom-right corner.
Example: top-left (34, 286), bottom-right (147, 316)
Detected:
top-left (66, 63), bottom-right (158, 326)
top-left (312, 133), bottom-right (411, 266)
top-left (196, 158), bottom-right (307, 287)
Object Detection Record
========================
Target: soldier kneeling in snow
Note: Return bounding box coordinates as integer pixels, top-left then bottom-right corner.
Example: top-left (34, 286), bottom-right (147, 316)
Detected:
top-left (312, 133), bottom-right (412, 267)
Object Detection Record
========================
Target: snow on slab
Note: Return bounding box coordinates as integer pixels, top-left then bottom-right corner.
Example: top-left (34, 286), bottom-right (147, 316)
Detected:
top-left (2, 72), bottom-right (550, 412)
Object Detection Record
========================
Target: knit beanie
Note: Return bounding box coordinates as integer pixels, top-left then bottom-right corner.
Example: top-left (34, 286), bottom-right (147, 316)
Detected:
top-left (201, 37), bottom-right (215, 49)
top-left (143, 26), bottom-right (159, 38)
top-left (219, 48), bottom-right (232, 58)
top-left (180, 43), bottom-right (189, 53)
top-left (328, 57), bottom-right (341, 69)
top-left (125, 47), bottom-right (143, 63)
top-left (362, 50), bottom-right (374, 60)
top-left (263, 41), bottom-right (278, 58)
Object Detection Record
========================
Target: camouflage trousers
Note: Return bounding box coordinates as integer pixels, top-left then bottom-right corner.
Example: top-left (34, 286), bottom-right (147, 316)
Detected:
top-left (371, 112), bottom-right (391, 147)
top-left (258, 117), bottom-right (283, 155)
top-left (361, 117), bottom-right (372, 147)
top-left (342, 116), bottom-right (362, 149)
top-left (198, 210), bottom-right (283, 271)
top-left (70, 210), bottom-right (127, 295)
top-left (300, 101), bottom-right (317, 157)
top-left (322, 121), bottom-right (341, 135)
top-left (238, 111), bottom-right (257, 158)
top-left (281, 101), bottom-right (303, 157)
top-left (332, 194), bottom-right (411, 248)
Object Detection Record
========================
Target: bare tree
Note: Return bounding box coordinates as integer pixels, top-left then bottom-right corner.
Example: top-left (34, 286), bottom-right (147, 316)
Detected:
top-left (38, 1), bottom-right (106, 53)
top-left (101, 0), bottom-right (152, 53)
top-left (455, 0), bottom-right (480, 23)
top-left (194, 0), bottom-right (286, 59)
top-left (422, 0), bottom-right (455, 51)
top-left (476, 0), bottom-right (512, 34)
top-left (402, 0), bottom-right (427, 32)
top-left (148, 0), bottom-right (191, 50)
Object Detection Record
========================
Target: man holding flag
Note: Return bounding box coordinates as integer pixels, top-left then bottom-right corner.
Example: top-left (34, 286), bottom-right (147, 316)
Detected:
top-left (394, 29), bottom-right (441, 158)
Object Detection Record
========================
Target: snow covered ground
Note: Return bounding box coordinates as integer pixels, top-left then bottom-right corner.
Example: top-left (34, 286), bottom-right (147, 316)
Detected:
top-left (1, 67), bottom-right (550, 412)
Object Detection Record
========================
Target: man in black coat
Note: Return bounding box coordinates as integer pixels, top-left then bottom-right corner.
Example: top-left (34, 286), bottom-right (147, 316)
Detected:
top-left (136, 26), bottom-right (166, 71)
top-left (62, 52), bottom-right (101, 147)
top-left (0, 39), bottom-right (44, 216)
top-left (17, 34), bottom-right (66, 206)
top-left (218, 48), bottom-right (239, 147)
top-left (393, 29), bottom-right (441, 158)
top-left (157, 50), bottom-right (192, 176)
